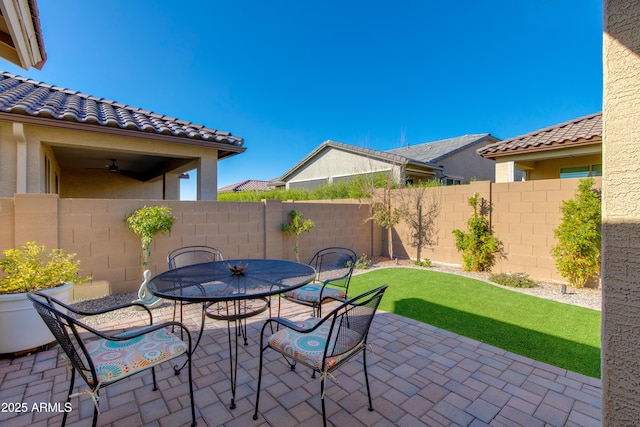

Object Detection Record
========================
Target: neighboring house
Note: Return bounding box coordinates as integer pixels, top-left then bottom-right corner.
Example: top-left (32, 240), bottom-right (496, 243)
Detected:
top-left (477, 112), bottom-right (602, 183)
top-left (276, 134), bottom-right (499, 190)
top-left (386, 133), bottom-right (500, 185)
top-left (0, 71), bottom-right (245, 200)
top-left (0, 0), bottom-right (46, 70)
top-left (218, 179), bottom-right (273, 193)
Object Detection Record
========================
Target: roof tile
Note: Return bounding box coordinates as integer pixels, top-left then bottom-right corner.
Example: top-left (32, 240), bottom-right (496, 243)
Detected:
top-left (0, 71), bottom-right (244, 147)
top-left (477, 112), bottom-right (601, 157)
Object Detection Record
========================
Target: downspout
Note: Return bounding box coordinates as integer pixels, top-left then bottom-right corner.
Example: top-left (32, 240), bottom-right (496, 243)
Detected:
top-left (14, 122), bottom-right (27, 193)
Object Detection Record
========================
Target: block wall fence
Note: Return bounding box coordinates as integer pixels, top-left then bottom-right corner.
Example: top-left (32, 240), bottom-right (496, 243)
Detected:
top-left (0, 177), bottom-right (599, 300)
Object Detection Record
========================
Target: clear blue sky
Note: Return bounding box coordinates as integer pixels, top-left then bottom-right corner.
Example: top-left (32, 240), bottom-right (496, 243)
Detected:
top-left (3, 0), bottom-right (603, 195)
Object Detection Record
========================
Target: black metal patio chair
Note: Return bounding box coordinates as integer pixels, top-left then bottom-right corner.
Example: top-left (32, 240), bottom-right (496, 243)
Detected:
top-left (254, 284), bottom-right (388, 427)
top-left (279, 246), bottom-right (357, 317)
top-left (28, 291), bottom-right (196, 427)
top-left (167, 245), bottom-right (224, 327)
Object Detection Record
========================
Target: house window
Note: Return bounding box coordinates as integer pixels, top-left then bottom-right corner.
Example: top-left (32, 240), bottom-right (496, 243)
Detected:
top-left (559, 164), bottom-right (602, 179)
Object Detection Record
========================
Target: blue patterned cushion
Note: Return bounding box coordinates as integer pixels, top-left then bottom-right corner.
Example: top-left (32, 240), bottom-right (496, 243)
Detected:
top-left (84, 329), bottom-right (187, 385)
top-left (268, 318), bottom-right (362, 371)
top-left (285, 284), bottom-right (346, 303)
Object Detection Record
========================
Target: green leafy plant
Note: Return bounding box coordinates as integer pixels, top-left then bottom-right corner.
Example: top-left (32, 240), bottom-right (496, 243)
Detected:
top-left (348, 253), bottom-right (371, 270)
top-left (125, 205), bottom-right (176, 268)
top-left (452, 192), bottom-right (503, 272)
top-left (414, 258), bottom-right (432, 268)
top-left (280, 210), bottom-right (315, 262)
top-left (0, 242), bottom-right (90, 294)
top-left (551, 177), bottom-right (601, 288)
top-left (489, 272), bottom-right (537, 288)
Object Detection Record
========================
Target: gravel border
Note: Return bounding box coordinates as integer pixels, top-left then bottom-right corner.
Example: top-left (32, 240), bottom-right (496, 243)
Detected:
top-left (356, 259), bottom-right (602, 311)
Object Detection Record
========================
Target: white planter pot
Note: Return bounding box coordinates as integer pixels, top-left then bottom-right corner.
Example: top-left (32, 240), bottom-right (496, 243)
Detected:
top-left (0, 282), bottom-right (74, 354)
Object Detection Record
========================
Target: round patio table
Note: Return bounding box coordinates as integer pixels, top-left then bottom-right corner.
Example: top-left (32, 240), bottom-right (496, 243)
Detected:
top-left (147, 259), bottom-right (316, 408)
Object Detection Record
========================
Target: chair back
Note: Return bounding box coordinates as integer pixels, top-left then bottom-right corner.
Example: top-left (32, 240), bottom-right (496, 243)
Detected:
top-left (168, 245), bottom-right (224, 270)
top-left (28, 291), bottom-right (96, 387)
top-left (324, 285), bottom-right (387, 365)
top-left (308, 247), bottom-right (357, 289)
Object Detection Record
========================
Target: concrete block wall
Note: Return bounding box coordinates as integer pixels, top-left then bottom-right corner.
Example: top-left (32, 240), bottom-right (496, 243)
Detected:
top-left (391, 178), bottom-right (600, 283)
top-left (0, 177), bottom-right (600, 300)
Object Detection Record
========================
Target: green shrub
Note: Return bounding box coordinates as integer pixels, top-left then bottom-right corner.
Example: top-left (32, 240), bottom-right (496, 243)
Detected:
top-left (125, 205), bottom-right (176, 267)
top-left (452, 193), bottom-right (503, 272)
top-left (414, 258), bottom-right (432, 268)
top-left (350, 253), bottom-right (371, 270)
top-left (0, 242), bottom-right (91, 294)
top-left (280, 210), bottom-right (314, 262)
top-left (551, 178), bottom-right (601, 287)
top-left (489, 272), bottom-right (537, 288)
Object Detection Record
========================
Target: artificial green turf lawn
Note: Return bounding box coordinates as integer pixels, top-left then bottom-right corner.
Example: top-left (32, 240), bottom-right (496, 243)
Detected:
top-left (349, 268), bottom-right (601, 378)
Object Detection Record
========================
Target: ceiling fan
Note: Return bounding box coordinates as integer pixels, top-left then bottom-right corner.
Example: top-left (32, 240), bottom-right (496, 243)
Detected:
top-left (86, 159), bottom-right (141, 179)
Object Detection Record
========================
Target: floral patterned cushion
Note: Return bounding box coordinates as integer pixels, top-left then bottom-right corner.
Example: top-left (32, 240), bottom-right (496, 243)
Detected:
top-left (84, 329), bottom-right (187, 385)
top-left (268, 318), bottom-right (363, 371)
top-left (284, 284), bottom-right (346, 303)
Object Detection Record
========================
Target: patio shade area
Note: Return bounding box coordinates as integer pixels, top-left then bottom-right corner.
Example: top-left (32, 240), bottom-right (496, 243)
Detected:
top-left (0, 296), bottom-right (601, 426)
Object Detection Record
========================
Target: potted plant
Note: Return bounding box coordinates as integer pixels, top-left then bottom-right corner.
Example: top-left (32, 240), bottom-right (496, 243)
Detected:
top-left (125, 205), bottom-right (176, 269)
top-left (0, 242), bottom-right (91, 354)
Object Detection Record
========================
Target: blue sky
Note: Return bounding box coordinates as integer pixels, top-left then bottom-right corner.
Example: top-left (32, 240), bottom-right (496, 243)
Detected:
top-left (3, 1), bottom-right (603, 196)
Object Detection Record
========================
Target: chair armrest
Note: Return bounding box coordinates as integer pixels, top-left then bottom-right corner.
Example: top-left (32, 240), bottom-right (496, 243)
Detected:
top-left (54, 298), bottom-right (154, 324)
top-left (263, 316), bottom-right (327, 334)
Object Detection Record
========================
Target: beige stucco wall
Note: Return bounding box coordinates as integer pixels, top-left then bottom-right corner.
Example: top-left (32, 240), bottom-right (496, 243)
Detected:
top-left (602, 1), bottom-right (640, 424)
top-left (493, 153), bottom-right (602, 182)
top-left (438, 147), bottom-right (496, 182)
top-left (0, 120), bottom-right (220, 200)
top-left (286, 147), bottom-right (400, 188)
top-left (526, 154), bottom-right (602, 180)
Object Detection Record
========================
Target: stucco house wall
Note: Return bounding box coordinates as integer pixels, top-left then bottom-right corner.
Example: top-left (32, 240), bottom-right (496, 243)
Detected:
top-left (602, 1), bottom-right (640, 424)
top-left (286, 146), bottom-right (401, 189)
top-left (438, 146), bottom-right (496, 182)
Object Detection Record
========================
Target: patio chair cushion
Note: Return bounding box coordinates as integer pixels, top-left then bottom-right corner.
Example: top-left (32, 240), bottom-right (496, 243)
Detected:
top-left (85, 329), bottom-right (188, 385)
top-left (284, 284), bottom-right (346, 303)
top-left (267, 318), bottom-right (362, 371)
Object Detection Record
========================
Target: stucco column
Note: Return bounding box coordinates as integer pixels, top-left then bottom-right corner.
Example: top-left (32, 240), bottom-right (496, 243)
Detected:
top-left (196, 155), bottom-right (218, 201)
top-left (602, 1), bottom-right (640, 424)
top-left (14, 122), bottom-right (27, 193)
top-left (494, 161), bottom-right (515, 183)
top-left (163, 173), bottom-right (180, 200)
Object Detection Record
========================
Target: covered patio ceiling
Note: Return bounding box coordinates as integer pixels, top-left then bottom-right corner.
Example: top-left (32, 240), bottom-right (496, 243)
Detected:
top-left (51, 146), bottom-right (195, 182)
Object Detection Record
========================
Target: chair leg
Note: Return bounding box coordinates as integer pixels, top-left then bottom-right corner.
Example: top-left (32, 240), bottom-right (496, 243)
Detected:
top-left (320, 374), bottom-right (327, 427)
top-left (253, 345), bottom-right (266, 420)
top-left (364, 348), bottom-right (373, 411)
top-left (187, 352), bottom-right (197, 426)
top-left (62, 368), bottom-right (76, 427)
top-left (91, 389), bottom-right (100, 427)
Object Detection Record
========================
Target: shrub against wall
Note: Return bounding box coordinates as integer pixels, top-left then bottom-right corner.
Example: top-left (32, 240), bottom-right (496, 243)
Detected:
top-left (452, 192), bottom-right (503, 272)
top-left (551, 177), bottom-right (601, 287)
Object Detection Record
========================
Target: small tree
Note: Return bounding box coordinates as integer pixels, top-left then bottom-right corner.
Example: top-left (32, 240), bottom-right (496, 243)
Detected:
top-left (281, 210), bottom-right (314, 262)
top-left (551, 177), bottom-right (601, 287)
top-left (452, 192), bottom-right (502, 271)
top-left (125, 205), bottom-right (176, 268)
top-left (397, 180), bottom-right (442, 262)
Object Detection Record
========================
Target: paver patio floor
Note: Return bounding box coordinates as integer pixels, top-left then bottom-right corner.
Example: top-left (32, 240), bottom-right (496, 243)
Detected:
top-left (0, 297), bottom-right (601, 426)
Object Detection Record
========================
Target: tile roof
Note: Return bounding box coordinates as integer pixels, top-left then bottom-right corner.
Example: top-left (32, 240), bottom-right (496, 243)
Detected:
top-left (477, 112), bottom-right (602, 158)
top-left (218, 179), bottom-right (273, 192)
top-left (0, 71), bottom-right (244, 148)
top-left (387, 134), bottom-right (498, 163)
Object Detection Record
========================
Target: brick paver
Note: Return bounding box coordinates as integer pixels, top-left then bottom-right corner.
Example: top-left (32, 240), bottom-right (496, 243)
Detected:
top-left (0, 299), bottom-right (602, 426)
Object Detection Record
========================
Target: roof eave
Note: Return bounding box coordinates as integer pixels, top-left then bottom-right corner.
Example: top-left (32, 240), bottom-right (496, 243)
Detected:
top-left (0, 112), bottom-right (246, 159)
top-left (0, 0), bottom-right (47, 70)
